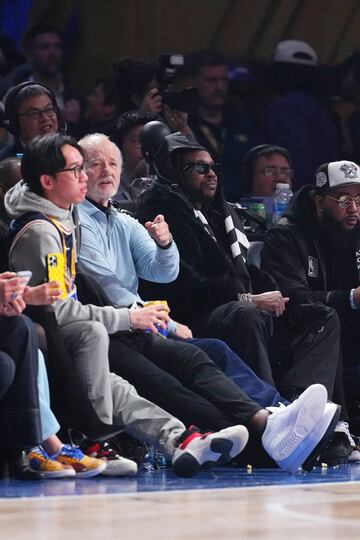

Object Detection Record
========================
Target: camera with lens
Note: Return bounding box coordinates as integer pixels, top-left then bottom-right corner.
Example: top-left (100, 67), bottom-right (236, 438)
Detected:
top-left (158, 54), bottom-right (199, 113)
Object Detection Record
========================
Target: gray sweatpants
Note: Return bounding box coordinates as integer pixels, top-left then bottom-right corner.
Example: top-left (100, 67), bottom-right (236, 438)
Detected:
top-left (59, 320), bottom-right (185, 457)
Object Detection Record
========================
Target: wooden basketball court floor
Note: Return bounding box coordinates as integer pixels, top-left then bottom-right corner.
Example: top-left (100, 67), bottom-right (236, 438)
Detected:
top-left (1, 463), bottom-right (360, 539)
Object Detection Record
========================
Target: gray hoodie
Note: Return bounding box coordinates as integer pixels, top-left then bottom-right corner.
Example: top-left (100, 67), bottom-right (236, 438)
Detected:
top-left (5, 180), bottom-right (131, 332)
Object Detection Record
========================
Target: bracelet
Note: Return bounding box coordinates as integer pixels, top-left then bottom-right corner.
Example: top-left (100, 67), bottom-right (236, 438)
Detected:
top-left (350, 288), bottom-right (357, 310)
top-left (237, 293), bottom-right (252, 303)
top-left (156, 233), bottom-right (173, 250)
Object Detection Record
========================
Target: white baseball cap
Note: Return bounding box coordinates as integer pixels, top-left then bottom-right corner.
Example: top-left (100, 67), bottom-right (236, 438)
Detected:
top-left (273, 40), bottom-right (318, 66)
top-left (314, 161), bottom-right (360, 192)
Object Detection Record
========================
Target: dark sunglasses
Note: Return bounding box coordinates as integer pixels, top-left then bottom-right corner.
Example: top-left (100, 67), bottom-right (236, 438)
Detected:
top-left (182, 161), bottom-right (220, 175)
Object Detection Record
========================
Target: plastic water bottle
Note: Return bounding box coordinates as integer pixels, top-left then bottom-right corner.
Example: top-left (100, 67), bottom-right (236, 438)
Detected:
top-left (272, 183), bottom-right (293, 223)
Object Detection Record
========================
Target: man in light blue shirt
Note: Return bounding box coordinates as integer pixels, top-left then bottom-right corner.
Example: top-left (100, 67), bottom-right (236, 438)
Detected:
top-left (74, 133), bottom-right (340, 473)
top-left (78, 165), bottom-right (179, 309)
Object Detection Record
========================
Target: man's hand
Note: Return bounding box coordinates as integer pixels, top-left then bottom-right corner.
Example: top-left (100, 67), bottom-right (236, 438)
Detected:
top-left (163, 105), bottom-right (192, 135)
top-left (174, 321), bottom-right (193, 339)
top-left (0, 272), bottom-right (27, 303)
top-left (141, 88), bottom-right (163, 114)
top-left (129, 304), bottom-right (170, 334)
top-left (0, 296), bottom-right (26, 317)
top-left (250, 291), bottom-right (289, 317)
top-left (23, 282), bottom-right (62, 306)
top-left (145, 214), bottom-right (171, 246)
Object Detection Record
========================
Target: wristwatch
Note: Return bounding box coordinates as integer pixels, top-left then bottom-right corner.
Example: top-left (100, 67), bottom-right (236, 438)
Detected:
top-left (156, 233), bottom-right (173, 250)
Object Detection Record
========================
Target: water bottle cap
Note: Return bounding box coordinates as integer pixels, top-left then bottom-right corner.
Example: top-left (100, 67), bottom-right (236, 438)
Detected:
top-left (276, 183), bottom-right (290, 190)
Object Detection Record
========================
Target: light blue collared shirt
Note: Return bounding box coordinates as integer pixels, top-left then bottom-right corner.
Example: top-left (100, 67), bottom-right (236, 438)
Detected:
top-left (77, 199), bottom-right (179, 309)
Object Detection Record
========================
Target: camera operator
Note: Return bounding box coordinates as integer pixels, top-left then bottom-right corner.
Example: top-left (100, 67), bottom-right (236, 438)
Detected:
top-left (110, 56), bottom-right (194, 136)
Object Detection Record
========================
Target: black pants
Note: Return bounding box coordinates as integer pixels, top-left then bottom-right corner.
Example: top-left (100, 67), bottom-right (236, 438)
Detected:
top-left (190, 301), bottom-right (275, 385)
top-left (191, 301), bottom-right (344, 409)
top-left (109, 332), bottom-right (261, 432)
top-left (269, 311), bottom-right (343, 404)
top-left (0, 315), bottom-right (42, 448)
top-left (0, 352), bottom-right (15, 400)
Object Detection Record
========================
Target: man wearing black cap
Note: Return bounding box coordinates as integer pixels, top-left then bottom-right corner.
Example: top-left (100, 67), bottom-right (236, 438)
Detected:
top-left (262, 160), bottom-right (360, 453)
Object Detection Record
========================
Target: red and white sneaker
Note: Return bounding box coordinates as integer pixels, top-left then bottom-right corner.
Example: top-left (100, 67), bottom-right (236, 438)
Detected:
top-left (172, 425), bottom-right (249, 478)
top-left (82, 441), bottom-right (138, 476)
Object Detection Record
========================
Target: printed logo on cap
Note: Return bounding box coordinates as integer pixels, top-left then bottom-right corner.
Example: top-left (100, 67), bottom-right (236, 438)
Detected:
top-left (315, 172), bottom-right (327, 188)
top-left (339, 162), bottom-right (358, 180)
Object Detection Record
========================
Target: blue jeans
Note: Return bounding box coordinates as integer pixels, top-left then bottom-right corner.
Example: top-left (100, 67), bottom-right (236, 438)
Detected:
top-left (188, 338), bottom-right (289, 407)
top-left (37, 350), bottom-right (60, 441)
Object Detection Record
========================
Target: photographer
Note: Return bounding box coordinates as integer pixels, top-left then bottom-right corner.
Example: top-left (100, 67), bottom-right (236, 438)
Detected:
top-left (109, 56), bottom-right (193, 136)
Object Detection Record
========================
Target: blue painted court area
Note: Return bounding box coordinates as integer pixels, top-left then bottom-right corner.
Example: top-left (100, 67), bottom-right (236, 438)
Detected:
top-left (1, 463), bottom-right (360, 499)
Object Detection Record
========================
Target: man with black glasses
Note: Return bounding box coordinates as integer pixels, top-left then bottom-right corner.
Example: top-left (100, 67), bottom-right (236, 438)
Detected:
top-left (262, 160), bottom-right (360, 446)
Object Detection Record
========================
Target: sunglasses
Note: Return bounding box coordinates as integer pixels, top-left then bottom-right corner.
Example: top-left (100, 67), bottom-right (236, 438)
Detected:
top-left (182, 161), bottom-right (220, 175)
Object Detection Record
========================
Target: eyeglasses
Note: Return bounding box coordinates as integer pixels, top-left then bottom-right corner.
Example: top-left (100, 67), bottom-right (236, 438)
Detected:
top-left (18, 105), bottom-right (58, 121)
top-left (182, 161), bottom-right (219, 175)
top-left (57, 164), bottom-right (85, 179)
top-left (326, 194), bottom-right (360, 208)
top-left (255, 166), bottom-right (294, 179)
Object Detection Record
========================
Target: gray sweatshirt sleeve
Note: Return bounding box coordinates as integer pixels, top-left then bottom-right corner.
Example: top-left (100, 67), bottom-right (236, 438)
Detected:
top-left (9, 220), bottom-right (132, 333)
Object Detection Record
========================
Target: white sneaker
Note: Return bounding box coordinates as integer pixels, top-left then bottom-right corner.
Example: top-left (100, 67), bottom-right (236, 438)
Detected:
top-left (336, 422), bottom-right (360, 462)
top-left (262, 384), bottom-right (339, 474)
top-left (83, 441), bottom-right (138, 476)
top-left (172, 425), bottom-right (249, 478)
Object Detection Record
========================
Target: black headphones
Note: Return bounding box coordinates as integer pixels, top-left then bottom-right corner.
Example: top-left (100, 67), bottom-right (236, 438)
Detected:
top-left (242, 144), bottom-right (292, 194)
top-left (3, 81), bottom-right (66, 136)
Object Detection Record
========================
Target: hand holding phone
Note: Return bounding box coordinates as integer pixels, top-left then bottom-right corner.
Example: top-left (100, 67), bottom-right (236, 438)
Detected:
top-left (46, 253), bottom-right (67, 300)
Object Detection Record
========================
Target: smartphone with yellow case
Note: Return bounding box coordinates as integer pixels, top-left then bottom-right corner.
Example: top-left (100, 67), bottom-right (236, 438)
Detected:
top-left (46, 253), bottom-right (67, 300)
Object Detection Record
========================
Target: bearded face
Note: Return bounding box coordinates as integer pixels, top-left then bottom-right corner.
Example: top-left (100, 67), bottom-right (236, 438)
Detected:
top-left (319, 207), bottom-right (360, 250)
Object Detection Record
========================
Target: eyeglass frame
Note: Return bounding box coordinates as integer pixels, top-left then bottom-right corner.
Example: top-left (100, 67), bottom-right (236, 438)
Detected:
top-left (255, 165), bottom-right (294, 179)
top-left (326, 194), bottom-right (360, 209)
top-left (56, 164), bottom-right (85, 179)
top-left (182, 161), bottom-right (220, 175)
top-left (17, 104), bottom-right (58, 121)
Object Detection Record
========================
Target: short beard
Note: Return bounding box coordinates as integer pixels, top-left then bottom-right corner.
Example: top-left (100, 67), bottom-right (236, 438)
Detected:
top-left (319, 208), bottom-right (360, 250)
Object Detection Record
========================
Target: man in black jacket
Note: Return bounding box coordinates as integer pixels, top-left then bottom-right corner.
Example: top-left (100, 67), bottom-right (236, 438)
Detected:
top-left (262, 160), bottom-right (360, 439)
top-left (137, 131), bottom-right (343, 407)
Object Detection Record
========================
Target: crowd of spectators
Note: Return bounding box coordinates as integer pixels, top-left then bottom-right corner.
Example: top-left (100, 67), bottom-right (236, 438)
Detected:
top-left (0, 24), bottom-right (359, 480)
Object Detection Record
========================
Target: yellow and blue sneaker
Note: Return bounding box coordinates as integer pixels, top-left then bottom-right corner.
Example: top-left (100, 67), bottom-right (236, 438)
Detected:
top-left (54, 444), bottom-right (106, 478)
top-left (28, 446), bottom-right (75, 478)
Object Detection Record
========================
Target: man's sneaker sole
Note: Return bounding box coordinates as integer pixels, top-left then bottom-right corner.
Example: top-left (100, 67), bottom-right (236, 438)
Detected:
top-left (73, 460), bottom-right (107, 479)
top-left (302, 404), bottom-right (341, 471)
top-left (172, 425), bottom-right (249, 478)
top-left (284, 401), bottom-right (340, 474)
top-left (29, 467), bottom-right (76, 479)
